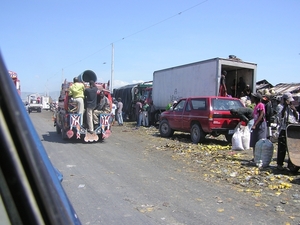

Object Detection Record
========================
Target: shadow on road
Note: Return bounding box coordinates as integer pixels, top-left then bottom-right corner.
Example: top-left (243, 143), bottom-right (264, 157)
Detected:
top-left (160, 132), bottom-right (230, 146)
top-left (42, 131), bottom-right (103, 144)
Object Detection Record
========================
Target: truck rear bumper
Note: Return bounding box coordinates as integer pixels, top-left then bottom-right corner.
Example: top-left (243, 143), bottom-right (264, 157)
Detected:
top-left (65, 126), bottom-right (111, 142)
top-left (210, 128), bottom-right (232, 135)
top-left (59, 113), bottom-right (112, 142)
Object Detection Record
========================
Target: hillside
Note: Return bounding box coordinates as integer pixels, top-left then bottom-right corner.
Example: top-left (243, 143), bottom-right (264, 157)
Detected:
top-left (21, 91), bottom-right (60, 102)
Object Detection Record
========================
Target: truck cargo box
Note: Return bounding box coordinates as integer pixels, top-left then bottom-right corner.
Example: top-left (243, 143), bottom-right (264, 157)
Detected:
top-left (152, 57), bottom-right (257, 110)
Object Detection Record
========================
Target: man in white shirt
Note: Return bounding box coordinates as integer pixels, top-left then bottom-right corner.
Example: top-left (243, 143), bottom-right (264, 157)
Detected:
top-left (117, 98), bottom-right (123, 126)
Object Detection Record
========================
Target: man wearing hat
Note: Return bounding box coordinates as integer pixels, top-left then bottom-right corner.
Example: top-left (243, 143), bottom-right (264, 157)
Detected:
top-left (277, 92), bottom-right (299, 170)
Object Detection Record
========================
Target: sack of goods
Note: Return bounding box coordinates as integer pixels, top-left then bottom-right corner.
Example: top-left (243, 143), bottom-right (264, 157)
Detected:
top-left (231, 124), bottom-right (251, 150)
top-left (254, 139), bottom-right (274, 168)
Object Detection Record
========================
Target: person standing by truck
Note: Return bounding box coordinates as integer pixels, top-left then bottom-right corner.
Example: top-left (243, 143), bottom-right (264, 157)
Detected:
top-left (219, 70), bottom-right (227, 97)
top-left (93, 90), bottom-right (111, 125)
top-left (84, 80), bottom-right (98, 133)
top-left (244, 84), bottom-right (252, 99)
top-left (117, 97), bottom-right (124, 126)
top-left (250, 92), bottom-right (267, 161)
top-left (230, 79), bottom-right (237, 97)
top-left (142, 101), bottom-right (149, 127)
top-left (135, 99), bottom-right (143, 127)
top-left (149, 100), bottom-right (156, 126)
top-left (69, 77), bottom-right (85, 117)
top-left (276, 92), bottom-right (299, 170)
top-left (237, 77), bottom-right (246, 98)
top-left (110, 100), bottom-right (117, 126)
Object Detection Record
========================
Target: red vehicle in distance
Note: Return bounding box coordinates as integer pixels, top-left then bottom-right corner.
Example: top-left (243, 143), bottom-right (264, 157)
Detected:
top-left (9, 70), bottom-right (21, 96)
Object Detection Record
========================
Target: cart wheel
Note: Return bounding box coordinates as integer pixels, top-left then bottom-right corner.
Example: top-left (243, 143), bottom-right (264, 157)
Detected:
top-left (288, 160), bottom-right (300, 173)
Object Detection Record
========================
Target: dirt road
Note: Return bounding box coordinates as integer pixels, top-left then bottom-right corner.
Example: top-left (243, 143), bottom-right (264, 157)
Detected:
top-left (31, 111), bottom-right (300, 224)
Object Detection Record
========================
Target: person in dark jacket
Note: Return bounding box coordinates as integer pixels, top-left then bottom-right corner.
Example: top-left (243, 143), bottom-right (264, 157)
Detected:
top-left (84, 80), bottom-right (98, 133)
top-left (237, 77), bottom-right (246, 98)
top-left (218, 70), bottom-right (227, 97)
top-left (93, 90), bottom-right (111, 125)
top-left (261, 95), bottom-right (274, 127)
top-left (276, 92), bottom-right (299, 170)
top-left (230, 107), bottom-right (253, 124)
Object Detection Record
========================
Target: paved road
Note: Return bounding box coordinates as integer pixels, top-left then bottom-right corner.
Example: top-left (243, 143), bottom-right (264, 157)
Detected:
top-left (30, 111), bottom-right (290, 225)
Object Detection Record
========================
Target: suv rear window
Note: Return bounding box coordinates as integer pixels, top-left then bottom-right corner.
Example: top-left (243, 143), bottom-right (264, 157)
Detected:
top-left (191, 99), bottom-right (207, 110)
top-left (212, 98), bottom-right (243, 110)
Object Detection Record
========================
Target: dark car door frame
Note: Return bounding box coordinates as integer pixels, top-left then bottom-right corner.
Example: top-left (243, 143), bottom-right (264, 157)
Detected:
top-left (0, 52), bottom-right (81, 225)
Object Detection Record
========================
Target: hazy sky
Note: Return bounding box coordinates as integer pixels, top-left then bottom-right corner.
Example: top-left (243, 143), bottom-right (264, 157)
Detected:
top-left (1, 0), bottom-right (299, 95)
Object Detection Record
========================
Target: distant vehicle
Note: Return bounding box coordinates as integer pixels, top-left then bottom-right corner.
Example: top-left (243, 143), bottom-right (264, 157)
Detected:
top-left (0, 52), bottom-right (81, 224)
top-left (27, 99), bottom-right (43, 113)
top-left (54, 70), bottom-right (113, 142)
top-left (27, 93), bottom-right (43, 113)
top-left (41, 96), bottom-right (50, 110)
top-left (113, 81), bottom-right (152, 121)
top-left (159, 96), bottom-right (245, 143)
top-left (8, 70), bottom-right (21, 96)
top-left (151, 57), bottom-right (257, 122)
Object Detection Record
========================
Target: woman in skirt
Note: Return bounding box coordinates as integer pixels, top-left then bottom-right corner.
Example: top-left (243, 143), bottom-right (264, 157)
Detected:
top-left (250, 92), bottom-right (267, 160)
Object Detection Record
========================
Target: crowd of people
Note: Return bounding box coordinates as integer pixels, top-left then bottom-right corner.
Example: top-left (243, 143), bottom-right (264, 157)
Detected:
top-left (218, 69), bottom-right (300, 170)
top-left (134, 99), bottom-right (156, 128)
top-left (231, 89), bottom-right (300, 170)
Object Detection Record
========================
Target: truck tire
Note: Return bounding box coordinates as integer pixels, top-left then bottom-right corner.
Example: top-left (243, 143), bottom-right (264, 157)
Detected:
top-left (190, 123), bottom-right (205, 144)
top-left (56, 124), bottom-right (61, 134)
top-left (61, 127), bottom-right (68, 140)
top-left (159, 120), bottom-right (174, 137)
top-left (225, 134), bottom-right (233, 144)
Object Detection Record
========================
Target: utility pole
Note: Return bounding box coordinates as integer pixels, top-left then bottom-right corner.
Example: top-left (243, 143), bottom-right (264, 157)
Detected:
top-left (62, 68), bottom-right (64, 84)
top-left (111, 43), bottom-right (114, 92)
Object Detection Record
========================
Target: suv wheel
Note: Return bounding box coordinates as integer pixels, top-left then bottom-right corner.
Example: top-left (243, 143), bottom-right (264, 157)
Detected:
top-left (225, 134), bottom-right (233, 144)
top-left (159, 120), bottom-right (174, 137)
top-left (191, 124), bottom-right (205, 144)
top-left (288, 159), bottom-right (300, 173)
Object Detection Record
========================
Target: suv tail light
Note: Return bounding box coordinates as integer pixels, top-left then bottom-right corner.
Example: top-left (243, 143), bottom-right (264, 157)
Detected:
top-left (208, 113), bottom-right (213, 121)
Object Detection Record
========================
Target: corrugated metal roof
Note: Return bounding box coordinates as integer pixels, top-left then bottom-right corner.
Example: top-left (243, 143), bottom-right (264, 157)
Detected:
top-left (256, 80), bottom-right (300, 93)
top-left (271, 83), bottom-right (300, 95)
top-left (256, 79), bottom-right (273, 90)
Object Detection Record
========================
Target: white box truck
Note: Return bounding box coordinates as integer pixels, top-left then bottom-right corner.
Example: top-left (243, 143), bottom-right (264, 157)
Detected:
top-left (41, 96), bottom-right (50, 110)
top-left (27, 94), bottom-right (43, 113)
top-left (152, 57), bottom-right (257, 111)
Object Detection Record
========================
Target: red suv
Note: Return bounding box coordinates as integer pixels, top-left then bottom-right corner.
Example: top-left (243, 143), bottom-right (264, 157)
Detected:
top-left (159, 96), bottom-right (245, 143)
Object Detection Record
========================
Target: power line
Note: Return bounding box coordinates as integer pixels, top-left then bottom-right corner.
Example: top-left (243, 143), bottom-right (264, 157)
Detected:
top-left (114, 0), bottom-right (209, 43)
top-left (51, 0), bottom-right (209, 80)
